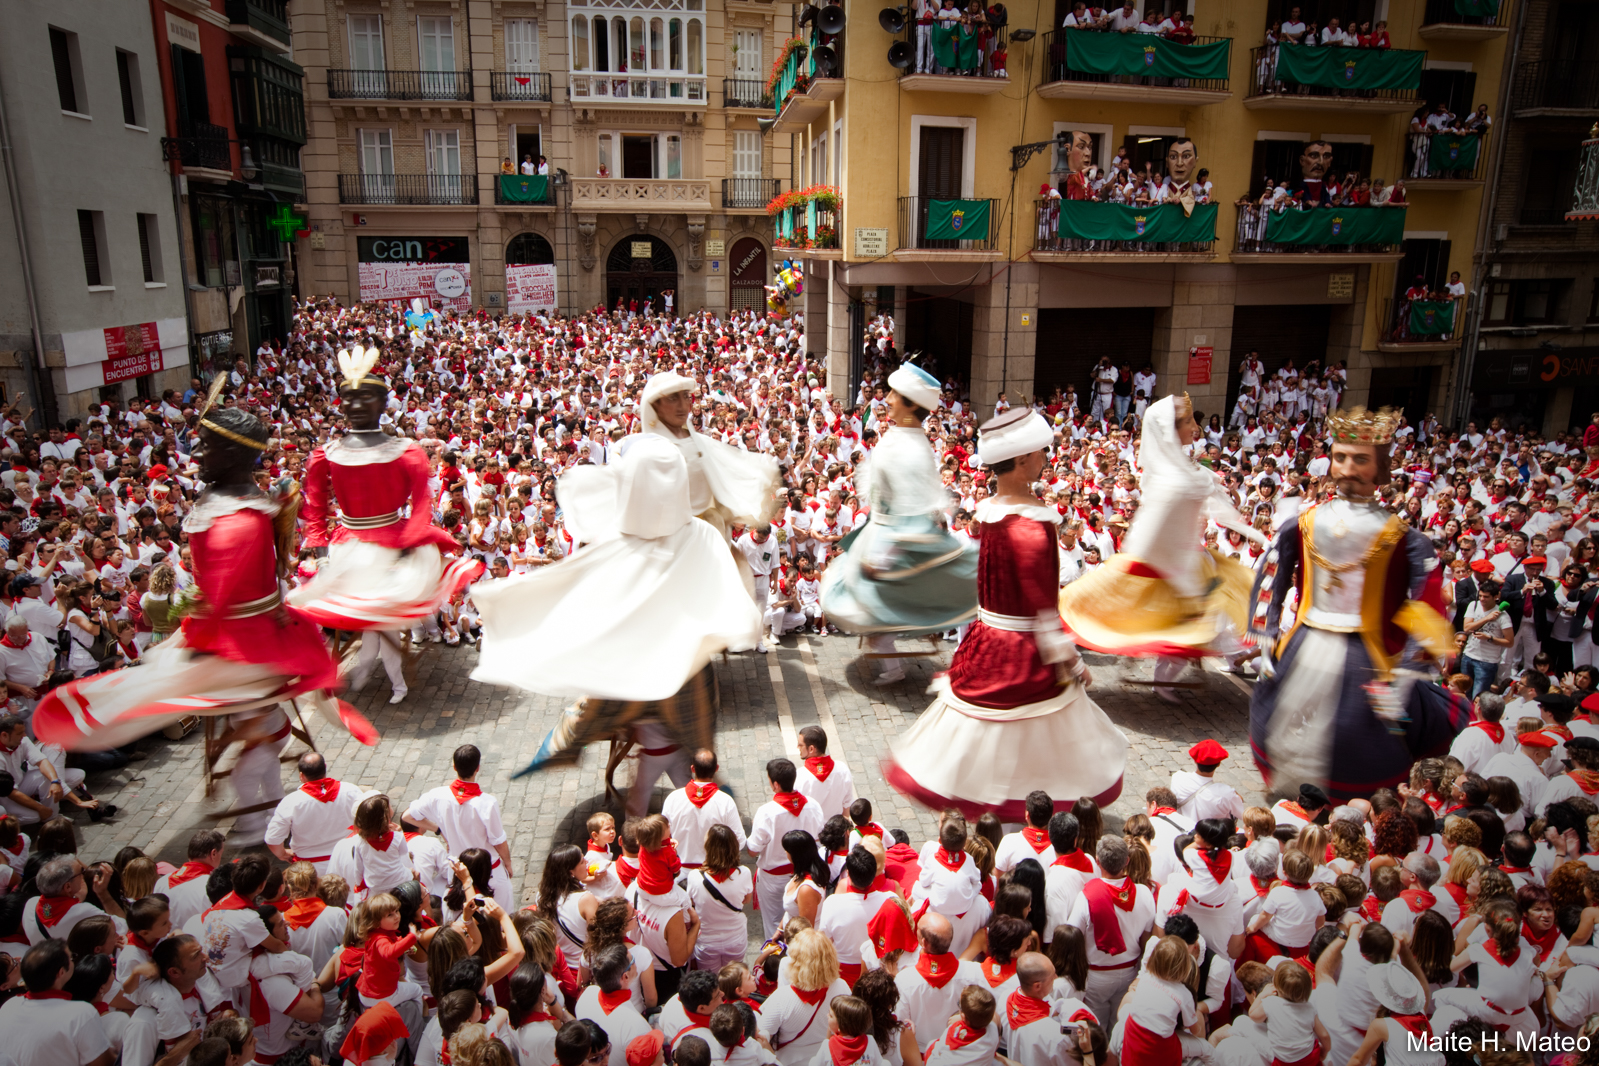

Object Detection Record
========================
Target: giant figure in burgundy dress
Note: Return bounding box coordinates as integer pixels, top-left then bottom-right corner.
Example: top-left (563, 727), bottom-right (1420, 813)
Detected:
top-left (33, 405), bottom-right (377, 751)
top-left (885, 409), bottom-right (1127, 819)
top-left (288, 347), bottom-right (482, 704)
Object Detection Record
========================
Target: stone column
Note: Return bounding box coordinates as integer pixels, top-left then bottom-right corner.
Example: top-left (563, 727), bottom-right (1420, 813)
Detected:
top-left (968, 263), bottom-right (1038, 414)
top-left (1327, 264), bottom-right (1372, 405)
top-left (1150, 265), bottom-right (1236, 418)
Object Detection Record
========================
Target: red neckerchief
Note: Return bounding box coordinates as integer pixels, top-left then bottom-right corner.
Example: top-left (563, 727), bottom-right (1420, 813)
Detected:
top-left (1568, 769), bottom-right (1599, 796)
top-left (804, 755), bottom-right (836, 782)
top-left (300, 778), bottom-right (341, 803)
top-left (1053, 849), bottom-right (1094, 873)
top-left (23, 991), bottom-right (70, 1001)
top-left (283, 897), bottom-right (328, 931)
top-left (868, 897), bottom-right (918, 957)
top-left (1249, 874), bottom-right (1274, 899)
top-left (917, 951), bottom-right (960, 990)
top-left (1469, 720), bottom-right (1506, 745)
top-left (35, 896), bottom-right (78, 929)
top-left (0, 932), bottom-right (27, 945)
top-left (1391, 1014), bottom-right (1433, 1039)
top-left (1150, 806), bottom-right (1177, 817)
top-left (1500, 865), bottom-right (1532, 874)
top-left (202, 892), bottom-right (254, 920)
top-left (366, 830), bottom-right (395, 853)
top-left (1021, 826), bottom-right (1052, 854)
top-left (933, 846), bottom-right (966, 872)
top-left (944, 1021), bottom-right (984, 1050)
top-left (450, 779), bottom-right (482, 805)
top-left (127, 932), bottom-right (157, 954)
top-left (615, 857), bottom-right (637, 888)
top-left (773, 791), bottom-right (807, 817)
top-left (1005, 991), bottom-right (1051, 1029)
top-left (166, 860), bottom-right (215, 888)
top-left (1484, 939), bottom-right (1520, 967)
top-left (828, 1033), bottom-right (869, 1066)
top-left (1522, 921), bottom-right (1559, 964)
top-left (1442, 882), bottom-right (1469, 913)
top-left (587, 839), bottom-right (611, 855)
top-left (1548, 724), bottom-right (1575, 742)
top-left (793, 985), bottom-right (828, 1005)
top-left (0, 633), bottom-right (28, 650)
top-left (598, 989), bottom-right (633, 1015)
top-left (686, 781), bottom-right (720, 808)
top-left (856, 822), bottom-right (884, 839)
top-left (247, 972), bottom-right (271, 1026)
top-left (980, 958), bottom-right (1016, 988)
top-left (1194, 847), bottom-right (1233, 883)
top-left (1082, 877), bottom-right (1137, 955)
top-left (0, 838), bottom-right (20, 857)
top-left (1400, 888), bottom-right (1436, 913)
top-left (1277, 801), bottom-right (1309, 821)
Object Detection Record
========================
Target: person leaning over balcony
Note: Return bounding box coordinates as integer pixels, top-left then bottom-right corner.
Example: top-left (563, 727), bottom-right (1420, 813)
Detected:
top-left (501, 157), bottom-right (516, 175)
top-left (1110, 0), bottom-right (1140, 32)
top-left (1280, 7), bottom-right (1307, 42)
top-left (1167, 13), bottom-right (1196, 43)
top-left (1370, 20), bottom-right (1391, 47)
top-left (538, 156), bottom-right (550, 175)
top-left (916, 0), bottom-right (938, 73)
top-left (1062, 1), bottom-right (1087, 26)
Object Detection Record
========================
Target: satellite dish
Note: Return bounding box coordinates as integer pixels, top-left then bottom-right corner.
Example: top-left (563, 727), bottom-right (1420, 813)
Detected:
top-left (818, 4), bottom-right (847, 34)
top-left (798, 4), bottom-right (818, 24)
top-left (879, 6), bottom-right (907, 32)
top-left (813, 44), bottom-right (838, 74)
top-left (887, 40), bottom-right (913, 68)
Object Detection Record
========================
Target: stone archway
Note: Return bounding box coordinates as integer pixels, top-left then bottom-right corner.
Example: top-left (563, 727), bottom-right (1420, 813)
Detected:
top-left (604, 235), bottom-right (679, 314)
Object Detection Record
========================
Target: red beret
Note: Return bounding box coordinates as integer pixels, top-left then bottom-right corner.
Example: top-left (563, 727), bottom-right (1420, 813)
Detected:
top-left (340, 1002), bottom-right (408, 1065)
top-left (1526, 556), bottom-right (1548, 566)
top-left (1583, 693), bottom-right (1599, 714)
top-left (1188, 739), bottom-right (1229, 765)
top-left (627, 1031), bottom-right (666, 1066)
top-left (1518, 730), bottom-right (1558, 748)
top-left (1470, 559), bottom-right (1495, 575)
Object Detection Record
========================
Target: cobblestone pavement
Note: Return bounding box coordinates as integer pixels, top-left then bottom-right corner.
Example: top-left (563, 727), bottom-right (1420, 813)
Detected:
top-left (67, 634), bottom-right (1267, 907)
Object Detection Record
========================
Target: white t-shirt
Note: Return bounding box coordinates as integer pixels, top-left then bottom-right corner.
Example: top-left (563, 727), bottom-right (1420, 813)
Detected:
top-left (0, 992), bottom-right (112, 1066)
top-left (1464, 600), bottom-right (1511, 663)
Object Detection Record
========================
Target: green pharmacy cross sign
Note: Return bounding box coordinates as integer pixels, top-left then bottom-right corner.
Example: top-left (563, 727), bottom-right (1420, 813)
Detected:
top-left (268, 204), bottom-right (308, 241)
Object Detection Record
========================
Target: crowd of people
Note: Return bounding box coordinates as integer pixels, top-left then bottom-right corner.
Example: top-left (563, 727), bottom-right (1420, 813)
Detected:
top-left (0, 293), bottom-right (1598, 1065)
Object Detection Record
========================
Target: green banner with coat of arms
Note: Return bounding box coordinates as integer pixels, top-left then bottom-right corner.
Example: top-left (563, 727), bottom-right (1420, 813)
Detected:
top-left (1408, 300), bottom-right (1456, 335)
top-left (1427, 133), bottom-right (1480, 172)
top-left (1263, 206), bottom-right (1406, 245)
top-left (1064, 32), bottom-right (1231, 80)
top-left (1057, 200), bottom-right (1218, 242)
top-left (925, 199), bottom-right (991, 240)
top-left (498, 175), bottom-right (550, 202)
top-left (1272, 43), bottom-right (1425, 90)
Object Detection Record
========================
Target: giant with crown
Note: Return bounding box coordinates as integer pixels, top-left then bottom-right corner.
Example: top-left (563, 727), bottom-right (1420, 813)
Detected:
top-left (1249, 407), bottom-right (1469, 801)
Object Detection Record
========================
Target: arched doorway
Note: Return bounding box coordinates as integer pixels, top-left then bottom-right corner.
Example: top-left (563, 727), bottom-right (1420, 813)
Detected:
top-left (727, 237), bottom-right (767, 312)
top-left (506, 232), bottom-right (555, 264)
top-left (605, 235), bottom-right (678, 314)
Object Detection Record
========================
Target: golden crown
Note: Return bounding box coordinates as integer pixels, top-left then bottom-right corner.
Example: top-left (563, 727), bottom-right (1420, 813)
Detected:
top-left (1327, 406), bottom-right (1400, 445)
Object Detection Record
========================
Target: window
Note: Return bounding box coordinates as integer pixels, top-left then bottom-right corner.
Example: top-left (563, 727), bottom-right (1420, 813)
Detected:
top-left (136, 213), bottom-right (163, 284)
top-left (419, 17), bottom-right (455, 72)
top-left (663, 134), bottom-right (681, 179)
top-left (1483, 279), bottom-right (1567, 325)
top-left (651, 18), bottom-right (665, 69)
top-left (360, 128), bottom-right (395, 174)
top-left (572, 17), bottom-right (590, 71)
top-left (172, 44), bottom-right (209, 133)
top-left (1519, 279), bottom-right (1558, 323)
top-left (349, 15), bottom-right (384, 67)
top-left (1589, 278), bottom-right (1599, 323)
top-left (192, 196), bottom-right (240, 288)
top-left (1484, 279), bottom-right (1511, 324)
top-left (506, 19), bottom-right (540, 71)
top-left (77, 210), bottom-right (108, 287)
top-left (811, 133), bottom-right (828, 187)
top-left (426, 129), bottom-right (462, 175)
top-left (833, 120), bottom-right (842, 187)
top-left (1520, 148), bottom-right (1580, 226)
top-left (687, 19), bottom-right (702, 74)
top-left (734, 30), bottom-right (762, 76)
top-left (50, 27), bottom-right (86, 115)
top-left (598, 132), bottom-right (613, 175)
top-left (116, 50), bottom-right (145, 127)
top-left (733, 131), bottom-right (761, 179)
top-left (622, 134), bottom-right (654, 178)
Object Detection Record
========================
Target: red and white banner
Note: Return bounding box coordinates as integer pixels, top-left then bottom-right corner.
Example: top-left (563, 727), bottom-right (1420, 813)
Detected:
top-left (61, 318), bottom-right (187, 394)
top-left (358, 261), bottom-right (474, 312)
top-left (506, 264), bottom-right (558, 313)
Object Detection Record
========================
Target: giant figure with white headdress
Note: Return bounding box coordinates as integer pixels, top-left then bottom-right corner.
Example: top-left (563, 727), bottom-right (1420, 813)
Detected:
top-left (287, 346), bottom-right (484, 704)
top-left (885, 408), bottom-right (1127, 819)
top-left (821, 362), bottom-right (977, 684)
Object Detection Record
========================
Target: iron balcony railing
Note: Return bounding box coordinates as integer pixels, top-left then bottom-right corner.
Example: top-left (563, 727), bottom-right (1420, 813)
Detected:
top-left (1247, 45), bottom-right (1423, 105)
top-left (1403, 127), bottom-right (1490, 181)
top-left (1380, 293), bottom-right (1469, 344)
top-left (723, 178), bottom-right (782, 208)
top-left (1233, 202), bottom-right (1404, 253)
top-left (900, 20), bottom-right (1014, 80)
top-left (897, 196), bottom-right (999, 251)
top-left (1041, 31), bottom-right (1231, 92)
top-left (1517, 206), bottom-right (1572, 225)
top-left (225, 0), bottom-right (292, 47)
top-left (490, 71), bottom-right (553, 101)
top-left (723, 78), bottom-right (769, 108)
top-left (161, 121), bottom-right (231, 171)
top-left (1421, 0), bottom-right (1510, 29)
top-left (1511, 60), bottom-right (1599, 111)
top-left (1033, 199), bottom-right (1216, 254)
top-left (338, 173), bottom-right (479, 205)
top-left (327, 69), bottom-right (474, 100)
top-left (1571, 129), bottom-right (1599, 222)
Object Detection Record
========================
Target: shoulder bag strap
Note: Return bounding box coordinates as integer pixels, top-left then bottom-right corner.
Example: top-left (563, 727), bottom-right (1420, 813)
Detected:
top-left (698, 871), bottom-right (743, 914)
top-left (774, 996), bottom-right (827, 1051)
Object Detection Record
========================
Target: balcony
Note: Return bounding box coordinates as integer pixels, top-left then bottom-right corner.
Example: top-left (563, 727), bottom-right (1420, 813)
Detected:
top-left (228, 47), bottom-right (306, 145)
top-left (723, 178), bottom-right (782, 209)
top-left (251, 136), bottom-right (305, 198)
top-left (894, 23), bottom-right (1011, 94)
top-left (337, 173), bottom-right (478, 205)
top-left (327, 69), bottom-right (474, 101)
top-left (1378, 294), bottom-right (1469, 352)
top-left (723, 78), bottom-right (770, 109)
top-left (569, 178), bottom-right (712, 212)
top-left (226, 0), bottom-right (291, 51)
top-left (568, 73), bottom-right (707, 105)
top-left (1418, 0), bottom-right (1509, 41)
top-left (896, 196), bottom-right (1001, 259)
top-left (1245, 44), bottom-right (1424, 113)
top-left (771, 38), bottom-right (844, 133)
top-left (773, 198), bottom-right (841, 258)
top-left (1032, 199), bottom-right (1217, 261)
top-left (1037, 31), bottom-right (1232, 106)
top-left (494, 174), bottom-right (554, 205)
top-left (161, 121), bottom-right (232, 179)
top-left (1403, 128), bottom-right (1489, 188)
top-left (490, 71), bottom-right (553, 102)
top-left (1231, 202), bottom-right (1405, 261)
top-left (1511, 61), bottom-right (1599, 117)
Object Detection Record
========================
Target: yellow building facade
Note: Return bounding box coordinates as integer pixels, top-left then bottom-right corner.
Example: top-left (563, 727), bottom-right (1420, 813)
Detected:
top-left (781, 0), bottom-right (1510, 422)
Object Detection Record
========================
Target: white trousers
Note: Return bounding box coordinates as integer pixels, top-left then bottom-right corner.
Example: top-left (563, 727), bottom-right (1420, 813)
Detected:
top-left (1082, 964), bottom-right (1137, 1028)
top-left (357, 630), bottom-right (405, 689)
top-left (1154, 656), bottom-right (1188, 697)
top-left (915, 24), bottom-right (933, 72)
top-left (0, 741), bottom-right (85, 826)
top-left (756, 868), bottom-right (789, 939)
top-left (628, 747), bottom-right (693, 817)
top-left (232, 733), bottom-right (290, 839)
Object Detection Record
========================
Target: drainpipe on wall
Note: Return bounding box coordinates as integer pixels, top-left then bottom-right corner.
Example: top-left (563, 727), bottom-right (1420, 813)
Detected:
top-left (0, 58), bottom-right (56, 430)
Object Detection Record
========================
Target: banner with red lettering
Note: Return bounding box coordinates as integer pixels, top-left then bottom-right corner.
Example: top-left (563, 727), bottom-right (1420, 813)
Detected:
top-left (506, 264), bottom-right (558, 313)
top-left (358, 261), bottom-right (474, 312)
